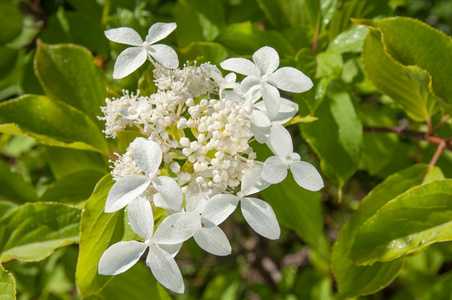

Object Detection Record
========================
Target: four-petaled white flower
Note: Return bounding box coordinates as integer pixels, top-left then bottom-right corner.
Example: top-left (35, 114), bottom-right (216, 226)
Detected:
top-left (105, 22), bottom-right (179, 79)
top-left (200, 165), bottom-right (279, 240)
top-left (262, 124), bottom-right (324, 191)
top-left (202, 64), bottom-right (239, 99)
top-left (220, 46), bottom-right (312, 118)
top-left (98, 196), bottom-right (200, 294)
top-left (105, 137), bottom-right (179, 212)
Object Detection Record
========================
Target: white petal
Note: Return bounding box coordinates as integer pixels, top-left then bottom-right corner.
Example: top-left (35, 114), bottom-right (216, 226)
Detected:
top-left (253, 46), bottom-right (279, 76)
top-left (202, 194), bottom-right (239, 225)
top-left (105, 175), bottom-right (151, 213)
top-left (268, 67), bottom-right (313, 93)
top-left (113, 47), bottom-right (147, 79)
top-left (131, 138), bottom-right (162, 175)
top-left (261, 83), bottom-right (280, 119)
top-left (255, 97), bottom-right (298, 124)
top-left (185, 192), bottom-right (208, 214)
top-left (250, 110), bottom-right (271, 143)
top-left (98, 241), bottom-right (147, 275)
top-left (225, 73), bottom-right (237, 83)
top-left (241, 197), bottom-right (280, 240)
top-left (220, 58), bottom-right (260, 77)
top-left (153, 212), bottom-right (201, 244)
top-left (159, 243), bottom-right (183, 258)
top-left (194, 226), bottom-right (231, 256)
top-left (104, 27), bottom-right (143, 46)
top-left (240, 76), bottom-right (261, 101)
top-left (152, 177), bottom-right (183, 214)
top-left (290, 161), bottom-right (324, 191)
top-left (127, 196), bottom-right (154, 240)
top-left (148, 44), bottom-right (179, 69)
top-left (267, 124), bottom-right (293, 158)
top-left (262, 156), bottom-right (288, 184)
top-left (146, 22), bottom-right (177, 45)
top-left (241, 164), bottom-right (271, 196)
top-left (147, 244), bottom-right (184, 294)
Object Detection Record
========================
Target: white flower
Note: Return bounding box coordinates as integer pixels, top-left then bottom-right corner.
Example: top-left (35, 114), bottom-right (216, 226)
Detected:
top-left (105, 137), bottom-right (165, 212)
top-left (202, 64), bottom-right (239, 99)
top-left (198, 166), bottom-right (279, 240)
top-left (105, 22), bottom-right (179, 79)
top-left (98, 196), bottom-right (200, 294)
top-left (220, 46), bottom-right (312, 118)
top-left (249, 97), bottom-right (299, 143)
top-left (262, 124), bottom-right (324, 191)
top-left (185, 192), bottom-right (233, 256)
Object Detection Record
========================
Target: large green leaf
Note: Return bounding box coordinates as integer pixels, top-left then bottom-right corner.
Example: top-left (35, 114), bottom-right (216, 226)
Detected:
top-left (76, 174), bottom-right (127, 297)
top-left (217, 21), bottom-right (295, 56)
top-left (86, 264), bottom-right (170, 300)
top-left (0, 2), bottom-right (22, 45)
top-left (350, 179), bottom-right (452, 265)
top-left (360, 24), bottom-right (436, 122)
top-left (299, 81), bottom-right (362, 186)
top-left (0, 264), bottom-right (15, 300)
top-left (174, 0), bottom-right (226, 47)
top-left (40, 170), bottom-right (106, 204)
top-left (0, 160), bottom-right (37, 204)
top-left (359, 17), bottom-right (452, 113)
top-left (331, 164), bottom-right (440, 298)
top-left (44, 147), bottom-right (108, 180)
top-left (0, 203), bottom-right (81, 262)
top-left (40, 8), bottom-right (109, 57)
top-left (260, 176), bottom-right (329, 257)
top-left (0, 95), bottom-right (108, 153)
top-left (327, 25), bottom-right (368, 54)
top-left (34, 41), bottom-right (107, 126)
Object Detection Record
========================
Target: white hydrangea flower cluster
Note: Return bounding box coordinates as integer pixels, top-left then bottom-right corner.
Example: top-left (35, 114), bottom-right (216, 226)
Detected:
top-left (98, 22), bottom-right (324, 294)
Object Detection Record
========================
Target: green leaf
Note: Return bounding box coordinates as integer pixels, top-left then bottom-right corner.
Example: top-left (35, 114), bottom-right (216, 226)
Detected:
top-left (137, 64), bottom-right (157, 97)
top-left (178, 42), bottom-right (229, 65)
top-left (76, 174), bottom-right (127, 297)
top-left (0, 203), bottom-right (81, 262)
top-left (315, 51), bottom-right (343, 78)
top-left (350, 179), bottom-right (452, 265)
top-left (299, 81), bottom-right (362, 186)
top-left (40, 8), bottom-right (109, 57)
top-left (0, 264), bottom-right (15, 300)
top-left (40, 170), bottom-right (106, 204)
top-left (0, 160), bottom-right (37, 204)
top-left (0, 2), bottom-right (22, 45)
top-left (327, 24), bottom-right (368, 54)
top-left (360, 27), bottom-right (435, 122)
top-left (217, 21), bottom-right (295, 56)
top-left (0, 95), bottom-right (108, 153)
top-left (174, 0), bottom-right (226, 47)
top-left (44, 147), bottom-right (108, 180)
top-left (34, 41), bottom-right (107, 126)
top-left (332, 164), bottom-right (439, 298)
top-left (260, 176), bottom-right (329, 257)
top-left (358, 17), bottom-right (452, 113)
top-left (86, 264), bottom-right (171, 300)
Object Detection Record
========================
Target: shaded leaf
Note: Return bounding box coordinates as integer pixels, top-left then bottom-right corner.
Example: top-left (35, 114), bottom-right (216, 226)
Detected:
top-left (40, 170), bottom-right (106, 204)
top-left (0, 160), bottom-right (37, 204)
top-left (299, 81), bottom-right (362, 186)
top-left (0, 203), bottom-right (81, 262)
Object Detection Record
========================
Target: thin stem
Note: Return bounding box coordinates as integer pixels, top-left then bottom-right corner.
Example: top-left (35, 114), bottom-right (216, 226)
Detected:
top-left (429, 140), bottom-right (446, 168)
top-left (431, 114), bottom-right (450, 135)
top-left (312, 10), bottom-right (321, 53)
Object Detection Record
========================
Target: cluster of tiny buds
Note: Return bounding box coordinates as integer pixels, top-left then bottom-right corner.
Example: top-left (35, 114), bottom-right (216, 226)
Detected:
top-left (103, 62), bottom-right (256, 195)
